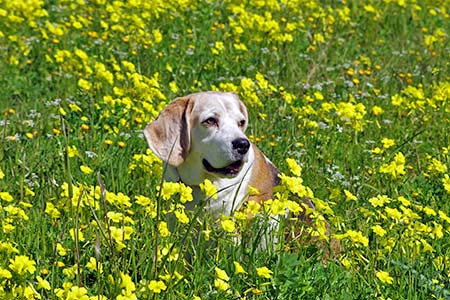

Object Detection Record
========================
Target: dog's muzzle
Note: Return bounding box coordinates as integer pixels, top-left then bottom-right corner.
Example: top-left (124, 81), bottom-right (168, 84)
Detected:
top-left (202, 159), bottom-right (243, 177)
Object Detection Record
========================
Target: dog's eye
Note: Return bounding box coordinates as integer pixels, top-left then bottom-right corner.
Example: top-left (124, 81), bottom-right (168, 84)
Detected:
top-left (202, 117), bottom-right (219, 127)
top-left (238, 119), bottom-right (246, 127)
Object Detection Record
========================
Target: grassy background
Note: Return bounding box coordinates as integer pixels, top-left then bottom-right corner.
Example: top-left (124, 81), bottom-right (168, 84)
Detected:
top-left (0, 0), bottom-right (449, 299)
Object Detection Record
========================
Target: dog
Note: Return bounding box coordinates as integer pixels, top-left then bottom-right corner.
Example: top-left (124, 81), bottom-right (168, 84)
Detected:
top-left (144, 91), bottom-right (280, 220)
top-left (144, 92), bottom-right (341, 256)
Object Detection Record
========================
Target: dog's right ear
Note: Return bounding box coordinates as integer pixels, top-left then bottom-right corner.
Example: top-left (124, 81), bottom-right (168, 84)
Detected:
top-left (144, 97), bottom-right (191, 167)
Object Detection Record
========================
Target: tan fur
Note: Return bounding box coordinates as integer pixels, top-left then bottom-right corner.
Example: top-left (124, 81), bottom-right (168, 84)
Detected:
top-left (144, 97), bottom-right (192, 167)
top-left (248, 144), bottom-right (279, 203)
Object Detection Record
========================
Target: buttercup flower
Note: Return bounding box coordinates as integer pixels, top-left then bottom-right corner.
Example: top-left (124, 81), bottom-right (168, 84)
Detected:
top-left (80, 165), bottom-right (93, 174)
top-left (148, 280), bottom-right (167, 294)
top-left (200, 179), bottom-right (218, 199)
top-left (9, 255), bottom-right (36, 275)
top-left (376, 271), bottom-right (394, 284)
top-left (256, 266), bottom-right (273, 279)
top-left (221, 219), bottom-right (236, 233)
top-left (234, 261), bottom-right (247, 274)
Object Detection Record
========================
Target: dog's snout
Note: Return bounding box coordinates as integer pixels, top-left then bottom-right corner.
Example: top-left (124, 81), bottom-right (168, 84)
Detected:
top-left (232, 138), bottom-right (250, 155)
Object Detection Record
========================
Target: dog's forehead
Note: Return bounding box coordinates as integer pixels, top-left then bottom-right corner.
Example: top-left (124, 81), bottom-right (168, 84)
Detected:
top-left (191, 92), bottom-right (242, 117)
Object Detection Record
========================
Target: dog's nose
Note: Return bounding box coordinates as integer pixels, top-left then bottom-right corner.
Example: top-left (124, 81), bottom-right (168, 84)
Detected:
top-left (232, 138), bottom-right (250, 155)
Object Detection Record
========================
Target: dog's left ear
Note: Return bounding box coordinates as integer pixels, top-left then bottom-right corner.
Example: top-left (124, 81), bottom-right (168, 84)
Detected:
top-left (144, 97), bottom-right (192, 167)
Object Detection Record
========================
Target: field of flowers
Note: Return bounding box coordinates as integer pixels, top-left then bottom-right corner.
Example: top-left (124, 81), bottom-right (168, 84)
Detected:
top-left (0, 0), bottom-right (449, 299)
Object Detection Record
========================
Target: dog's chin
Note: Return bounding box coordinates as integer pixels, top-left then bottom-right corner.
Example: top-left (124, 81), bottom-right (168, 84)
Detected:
top-left (202, 159), bottom-right (243, 177)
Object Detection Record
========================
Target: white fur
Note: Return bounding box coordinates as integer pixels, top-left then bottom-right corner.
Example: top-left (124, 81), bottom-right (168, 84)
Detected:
top-left (144, 92), bottom-right (255, 219)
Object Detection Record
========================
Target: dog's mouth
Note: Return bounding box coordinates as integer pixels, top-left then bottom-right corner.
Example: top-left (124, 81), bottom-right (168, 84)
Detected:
top-left (202, 159), bottom-right (243, 177)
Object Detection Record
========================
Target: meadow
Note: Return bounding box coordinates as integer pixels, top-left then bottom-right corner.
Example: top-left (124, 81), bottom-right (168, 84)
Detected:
top-left (0, 0), bottom-right (449, 299)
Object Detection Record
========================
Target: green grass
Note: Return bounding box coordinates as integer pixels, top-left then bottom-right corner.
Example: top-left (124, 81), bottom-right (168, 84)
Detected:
top-left (0, 0), bottom-right (449, 299)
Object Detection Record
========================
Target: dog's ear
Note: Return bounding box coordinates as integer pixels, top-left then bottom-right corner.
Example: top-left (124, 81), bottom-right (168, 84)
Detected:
top-left (144, 97), bottom-right (191, 167)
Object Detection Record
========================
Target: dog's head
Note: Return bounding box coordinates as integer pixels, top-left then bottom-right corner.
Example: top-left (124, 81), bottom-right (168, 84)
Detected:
top-left (144, 92), bottom-right (251, 184)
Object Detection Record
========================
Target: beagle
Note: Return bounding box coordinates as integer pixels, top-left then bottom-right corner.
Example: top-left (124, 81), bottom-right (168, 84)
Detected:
top-left (144, 91), bottom-right (279, 219)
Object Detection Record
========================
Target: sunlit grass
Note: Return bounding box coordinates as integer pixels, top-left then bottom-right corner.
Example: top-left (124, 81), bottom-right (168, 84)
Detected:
top-left (0, 0), bottom-right (449, 299)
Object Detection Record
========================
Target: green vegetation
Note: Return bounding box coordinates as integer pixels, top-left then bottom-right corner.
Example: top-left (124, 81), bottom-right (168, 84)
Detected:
top-left (0, 0), bottom-right (449, 299)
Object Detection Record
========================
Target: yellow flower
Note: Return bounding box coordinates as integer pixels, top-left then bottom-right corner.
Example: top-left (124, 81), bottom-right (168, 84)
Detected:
top-left (9, 255), bottom-right (36, 275)
top-left (25, 187), bottom-right (35, 196)
top-left (69, 228), bottom-right (85, 242)
top-left (334, 230), bottom-right (369, 247)
top-left (246, 200), bottom-right (261, 216)
top-left (256, 266), bottom-right (273, 279)
top-left (371, 225), bottom-right (387, 237)
top-left (381, 138), bottom-right (395, 149)
top-left (428, 158), bottom-right (447, 173)
top-left (0, 241), bottom-right (19, 254)
top-left (233, 261), bottom-right (247, 274)
top-left (215, 267), bottom-right (230, 281)
top-left (221, 219), bottom-right (236, 233)
top-left (279, 174), bottom-right (311, 198)
top-left (179, 184), bottom-right (193, 203)
top-left (422, 239), bottom-right (433, 252)
top-left (119, 272), bottom-right (136, 294)
top-left (371, 147), bottom-right (383, 155)
top-left (56, 243), bottom-right (67, 256)
top-left (135, 195), bottom-right (152, 206)
top-left (86, 257), bottom-right (102, 273)
top-left (433, 223), bottom-right (444, 239)
top-left (80, 165), bottom-right (93, 174)
top-left (69, 103), bottom-right (82, 112)
top-left (443, 174), bottom-right (450, 193)
top-left (372, 105), bottom-right (384, 116)
top-left (0, 168), bottom-right (4, 179)
top-left (286, 158), bottom-right (301, 176)
top-left (397, 196), bottom-right (411, 206)
top-left (344, 190), bottom-right (357, 201)
top-left (78, 78), bottom-right (92, 91)
top-left (423, 206), bottom-right (436, 216)
top-left (74, 48), bottom-right (89, 61)
top-left (158, 221), bottom-right (171, 237)
top-left (385, 207), bottom-right (402, 220)
top-left (36, 276), bottom-right (51, 290)
top-left (107, 211), bottom-right (124, 223)
top-left (391, 94), bottom-right (405, 106)
top-left (159, 182), bottom-right (179, 200)
top-left (174, 209), bottom-right (189, 224)
top-left (369, 195), bottom-right (390, 207)
top-left (234, 43), bottom-right (248, 51)
top-left (313, 32), bottom-right (325, 43)
top-left (314, 91), bottom-right (324, 100)
top-left (340, 257), bottom-right (353, 268)
top-left (169, 81), bottom-right (179, 93)
top-left (66, 286), bottom-right (89, 300)
top-left (379, 152), bottom-right (406, 178)
top-left (439, 210), bottom-right (450, 224)
top-left (67, 145), bottom-right (79, 158)
top-left (247, 185), bottom-right (260, 196)
top-left (45, 202), bottom-right (61, 219)
top-left (115, 192), bottom-right (131, 207)
top-left (214, 278), bottom-right (229, 291)
top-left (0, 191), bottom-right (13, 202)
top-left (200, 179), bottom-right (218, 199)
top-left (376, 271), bottom-right (394, 284)
top-left (0, 268), bottom-right (12, 279)
top-left (148, 280), bottom-right (167, 294)
top-left (23, 285), bottom-right (39, 299)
